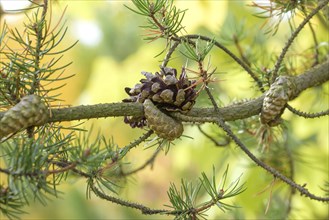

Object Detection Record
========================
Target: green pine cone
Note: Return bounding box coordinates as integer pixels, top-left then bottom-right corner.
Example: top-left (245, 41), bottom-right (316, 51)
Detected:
top-left (0, 95), bottom-right (48, 138)
top-left (260, 76), bottom-right (295, 125)
top-left (143, 99), bottom-right (183, 141)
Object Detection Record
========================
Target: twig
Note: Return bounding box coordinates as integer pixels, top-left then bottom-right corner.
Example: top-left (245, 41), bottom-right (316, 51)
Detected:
top-left (118, 130), bottom-right (154, 159)
top-left (161, 41), bottom-right (179, 67)
top-left (89, 178), bottom-right (177, 215)
top-left (123, 147), bottom-right (161, 176)
top-left (181, 34), bottom-right (265, 93)
top-left (286, 104), bottom-right (329, 118)
top-left (197, 125), bottom-right (229, 147)
top-left (204, 87), bottom-right (329, 202)
top-left (272, 0), bottom-right (329, 81)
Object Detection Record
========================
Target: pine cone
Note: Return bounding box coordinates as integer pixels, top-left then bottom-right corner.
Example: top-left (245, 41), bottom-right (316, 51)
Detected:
top-left (0, 95), bottom-right (48, 138)
top-left (260, 76), bottom-right (295, 126)
top-left (123, 67), bottom-right (198, 128)
top-left (143, 99), bottom-right (183, 140)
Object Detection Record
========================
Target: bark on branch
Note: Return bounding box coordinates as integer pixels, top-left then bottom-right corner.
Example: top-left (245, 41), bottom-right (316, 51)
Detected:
top-left (0, 60), bottom-right (328, 123)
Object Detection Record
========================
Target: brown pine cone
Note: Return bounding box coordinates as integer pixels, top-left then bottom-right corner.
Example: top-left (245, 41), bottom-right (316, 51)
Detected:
top-left (123, 67), bottom-right (198, 128)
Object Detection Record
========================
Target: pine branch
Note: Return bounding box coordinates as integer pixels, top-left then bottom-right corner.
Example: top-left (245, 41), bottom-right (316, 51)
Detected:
top-left (179, 34), bottom-right (265, 93)
top-left (203, 82), bottom-right (329, 203)
top-left (271, 0), bottom-right (329, 81)
top-left (286, 105), bottom-right (329, 118)
top-left (1, 60), bottom-right (327, 125)
top-left (89, 165), bottom-right (245, 218)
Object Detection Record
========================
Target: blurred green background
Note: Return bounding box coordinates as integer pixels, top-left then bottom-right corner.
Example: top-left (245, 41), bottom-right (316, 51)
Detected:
top-left (0, 0), bottom-right (328, 219)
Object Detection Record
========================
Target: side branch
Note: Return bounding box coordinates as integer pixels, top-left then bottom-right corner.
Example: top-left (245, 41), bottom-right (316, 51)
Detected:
top-left (0, 60), bottom-right (328, 123)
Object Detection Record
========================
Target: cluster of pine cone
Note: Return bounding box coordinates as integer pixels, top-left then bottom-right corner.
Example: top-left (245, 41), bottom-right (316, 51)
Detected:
top-left (123, 67), bottom-right (198, 128)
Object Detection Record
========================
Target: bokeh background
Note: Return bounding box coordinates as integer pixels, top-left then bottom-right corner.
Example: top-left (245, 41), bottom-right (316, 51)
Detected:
top-left (0, 0), bottom-right (328, 219)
